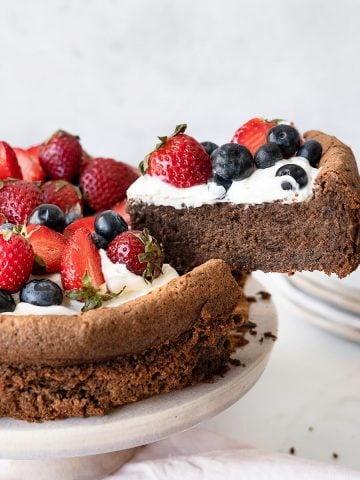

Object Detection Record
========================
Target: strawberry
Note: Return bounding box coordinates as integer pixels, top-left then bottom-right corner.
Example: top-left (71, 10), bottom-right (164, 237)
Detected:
top-left (63, 216), bottom-right (95, 239)
top-left (107, 229), bottom-right (164, 281)
top-left (0, 141), bottom-right (23, 180)
top-left (80, 158), bottom-right (139, 211)
top-left (0, 228), bottom-right (34, 293)
top-left (0, 214), bottom-right (7, 225)
top-left (13, 147), bottom-right (45, 182)
top-left (111, 199), bottom-right (131, 225)
top-left (42, 180), bottom-right (82, 214)
top-left (140, 124), bottom-right (212, 188)
top-left (0, 180), bottom-right (43, 224)
top-left (61, 227), bottom-right (114, 311)
top-left (39, 130), bottom-right (82, 181)
top-left (231, 118), bottom-right (279, 156)
top-left (27, 225), bottom-right (67, 273)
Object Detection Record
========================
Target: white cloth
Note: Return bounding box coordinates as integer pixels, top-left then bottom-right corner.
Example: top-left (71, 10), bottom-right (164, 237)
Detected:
top-left (108, 428), bottom-right (360, 480)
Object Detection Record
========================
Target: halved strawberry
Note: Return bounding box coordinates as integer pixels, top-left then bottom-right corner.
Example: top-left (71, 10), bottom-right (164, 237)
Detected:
top-left (231, 118), bottom-right (279, 156)
top-left (0, 141), bottom-right (23, 180)
top-left (26, 225), bottom-right (67, 273)
top-left (111, 199), bottom-right (131, 225)
top-left (63, 216), bottom-right (95, 239)
top-left (61, 227), bottom-right (114, 311)
top-left (0, 214), bottom-right (7, 225)
top-left (13, 147), bottom-right (45, 182)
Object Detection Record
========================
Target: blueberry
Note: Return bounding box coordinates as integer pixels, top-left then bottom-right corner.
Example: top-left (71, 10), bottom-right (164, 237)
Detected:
top-left (296, 140), bottom-right (322, 167)
top-left (20, 279), bottom-right (63, 307)
top-left (91, 232), bottom-right (109, 250)
top-left (254, 143), bottom-right (283, 169)
top-left (65, 211), bottom-right (83, 226)
top-left (0, 223), bottom-right (14, 231)
top-left (211, 143), bottom-right (254, 181)
top-left (28, 204), bottom-right (66, 232)
top-left (267, 125), bottom-right (301, 159)
top-left (94, 210), bottom-right (128, 242)
top-left (276, 164), bottom-right (308, 188)
top-left (201, 141), bottom-right (218, 156)
top-left (0, 290), bottom-right (15, 313)
top-left (281, 180), bottom-right (294, 191)
top-left (213, 174), bottom-right (233, 191)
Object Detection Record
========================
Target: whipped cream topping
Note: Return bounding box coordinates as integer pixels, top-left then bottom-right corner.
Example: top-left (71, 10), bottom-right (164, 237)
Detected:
top-left (4, 251), bottom-right (179, 316)
top-left (127, 157), bottom-right (320, 208)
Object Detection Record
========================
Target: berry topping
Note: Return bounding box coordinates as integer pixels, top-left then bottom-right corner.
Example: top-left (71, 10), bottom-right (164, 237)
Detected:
top-left (201, 141), bottom-right (218, 156)
top-left (80, 158), bottom-right (139, 211)
top-left (39, 130), bottom-right (82, 181)
top-left (267, 125), bottom-right (301, 159)
top-left (280, 181), bottom-right (293, 191)
top-left (111, 199), bottom-right (131, 226)
top-left (42, 180), bottom-right (82, 214)
top-left (213, 175), bottom-right (233, 191)
top-left (107, 229), bottom-right (164, 281)
top-left (20, 279), bottom-right (63, 307)
top-left (65, 211), bottom-right (83, 226)
top-left (254, 143), bottom-right (283, 169)
top-left (0, 289), bottom-right (15, 313)
top-left (0, 141), bottom-right (23, 180)
top-left (28, 204), bottom-right (66, 233)
top-left (12, 147), bottom-right (45, 182)
top-left (0, 180), bottom-right (43, 225)
top-left (0, 223), bottom-right (14, 231)
top-left (64, 216), bottom-right (95, 239)
top-left (94, 210), bottom-right (128, 242)
top-left (26, 225), bottom-right (67, 273)
top-left (276, 164), bottom-right (308, 189)
top-left (140, 124), bottom-right (212, 188)
top-left (61, 227), bottom-right (115, 311)
top-left (0, 228), bottom-right (34, 293)
top-left (91, 232), bottom-right (109, 250)
top-left (296, 140), bottom-right (322, 167)
top-left (231, 118), bottom-right (278, 156)
top-left (211, 143), bottom-right (254, 183)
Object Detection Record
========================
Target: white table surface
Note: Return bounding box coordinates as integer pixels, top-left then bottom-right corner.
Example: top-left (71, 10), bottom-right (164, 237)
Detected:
top-left (206, 272), bottom-right (360, 472)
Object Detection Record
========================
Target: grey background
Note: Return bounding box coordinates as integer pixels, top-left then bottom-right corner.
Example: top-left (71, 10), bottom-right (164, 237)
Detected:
top-left (0, 0), bottom-right (359, 165)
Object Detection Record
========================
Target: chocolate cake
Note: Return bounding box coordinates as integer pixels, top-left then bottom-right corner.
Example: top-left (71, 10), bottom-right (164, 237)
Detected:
top-left (128, 131), bottom-right (360, 277)
top-left (0, 259), bottom-right (245, 421)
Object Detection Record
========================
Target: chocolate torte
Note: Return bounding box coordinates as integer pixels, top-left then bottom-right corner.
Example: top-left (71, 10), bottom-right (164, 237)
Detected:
top-left (0, 259), bottom-right (244, 421)
top-left (128, 130), bottom-right (360, 277)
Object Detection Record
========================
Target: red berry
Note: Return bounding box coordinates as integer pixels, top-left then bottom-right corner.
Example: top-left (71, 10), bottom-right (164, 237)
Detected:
top-left (39, 130), bottom-right (82, 181)
top-left (13, 146), bottom-right (45, 182)
top-left (142, 124), bottom-right (212, 188)
top-left (80, 158), bottom-right (139, 211)
top-left (111, 199), bottom-right (131, 225)
top-left (63, 216), bottom-right (95, 239)
top-left (107, 229), bottom-right (164, 280)
top-left (0, 141), bottom-right (23, 180)
top-left (42, 180), bottom-right (82, 214)
top-left (0, 180), bottom-right (43, 224)
top-left (0, 229), bottom-right (34, 293)
top-left (231, 118), bottom-right (279, 156)
top-left (27, 225), bottom-right (67, 273)
top-left (61, 227), bottom-right (104, 291)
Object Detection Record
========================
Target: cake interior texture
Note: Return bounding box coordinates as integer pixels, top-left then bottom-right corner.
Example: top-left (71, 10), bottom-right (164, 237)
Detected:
top-left (128, 131), bottom-right (360, 277)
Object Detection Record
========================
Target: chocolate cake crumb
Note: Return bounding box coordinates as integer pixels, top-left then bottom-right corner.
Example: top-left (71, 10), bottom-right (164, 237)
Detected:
top-left (264, 331), bottom-right (277, 341)
top-left (332, 453), bottom-right (339, 460)
top-left (246, 296), bottom-right (257, 303)
top-left (229, 358), bottom-right (242, 367)
top-left (257, 290), bottom-right (271, 300)
top-left (259, 337), bottom-right (264, 343)
top-left (289, 447), bottom-right (296, 455)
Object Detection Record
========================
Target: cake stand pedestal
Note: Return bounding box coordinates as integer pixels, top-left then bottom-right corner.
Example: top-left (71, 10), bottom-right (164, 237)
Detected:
top-left (0, 277), bottom-right (277, 480)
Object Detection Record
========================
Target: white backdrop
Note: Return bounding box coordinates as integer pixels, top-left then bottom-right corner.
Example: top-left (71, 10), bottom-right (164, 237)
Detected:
top-left (0, 0), bottom-right (359, 166)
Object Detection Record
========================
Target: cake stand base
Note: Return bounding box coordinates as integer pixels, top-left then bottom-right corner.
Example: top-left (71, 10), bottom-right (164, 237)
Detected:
top-left (0, 277), bottom-right (277, 480)
top-left (0, 449), bottom-right (136, 480)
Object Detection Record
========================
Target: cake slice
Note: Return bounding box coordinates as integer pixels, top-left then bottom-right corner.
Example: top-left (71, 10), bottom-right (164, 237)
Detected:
top-left (128, 125), bottom-right (360, 277)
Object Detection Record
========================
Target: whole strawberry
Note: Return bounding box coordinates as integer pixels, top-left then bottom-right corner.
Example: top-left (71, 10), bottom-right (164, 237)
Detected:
top-left (140, 124), bottom-right (212, 188)
top-left (0, 180), bottom-right (43, 224)
top-left (0, 141), bottom-right (23, 180)
top-left (39, 130), bottom-right (82, 181)
top-left (107, 229), bottom-right (164, 281)
top-left (0, 228), bottom-right (34, 293)
top-left (42, 180), bottom-right (82, 214)
top-left (80, 158), bottom-right (139, 211)
top-left (231, 118), bottom-right (279, 156)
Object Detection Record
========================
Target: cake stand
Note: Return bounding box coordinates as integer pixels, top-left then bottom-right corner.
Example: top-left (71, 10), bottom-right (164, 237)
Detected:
top-left (0, 277), bottom-right (277, 480)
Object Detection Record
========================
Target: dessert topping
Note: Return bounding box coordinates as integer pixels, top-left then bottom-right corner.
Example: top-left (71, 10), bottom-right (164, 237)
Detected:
top-left (201, 141), bottom-right (219, 156)
top-left (276, 164), bottom-right (308, 189)
top-left (231, 118), bottom-right (279, 155)
top-left (94, 210), bottom-right (128, 242)
top-left (28, 204), bottom-right (66, 233)
top-left (267, 124), bottom-right (301, 159)
top-left (42, 180), bottom-right (82, 214)
top-left (0, 289), bottom-right (15, 313)
top-left (0, 141), bottom-right (23, 180)
top-left (12, 146), bottom-right (45, 182)
top-left (296, 140), bottom-right (322, 167)
top-left (26, 225), bottom-right (67, 273)
top-left (20, 279), bottom-right (63, 307)
top-left (212, 143), bottom-right (254, 185)
top-left (140, 124), bottom-right (212, 188)
top-left (107, 229), bottom-right (164, 281)
top-left (254, 143), bottom-right (283, 169)
top-left (0, 180), bottom-right (43, 225)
